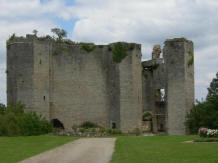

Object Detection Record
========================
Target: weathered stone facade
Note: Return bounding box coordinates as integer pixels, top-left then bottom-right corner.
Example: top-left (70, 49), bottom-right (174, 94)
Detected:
top-left (142, 38), bottom-right (194, 135)
top-left (7, 35), bottom-right (194, 134)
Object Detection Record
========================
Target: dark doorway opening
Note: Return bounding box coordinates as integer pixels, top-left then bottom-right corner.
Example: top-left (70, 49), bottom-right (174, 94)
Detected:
top-left (112, 122), bottom-right (116, 129)
top-left (51, 119), bottom-right (64, 129)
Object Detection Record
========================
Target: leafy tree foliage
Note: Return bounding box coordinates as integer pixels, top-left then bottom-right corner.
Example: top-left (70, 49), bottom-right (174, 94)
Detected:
top-left (207, 72), bottom-right (218, 101)
top-left (51, 28), bottom-right (67, 41)
top-left (186, 72), bottom-right (218, 134)
top-left (0, 103), bottom-right (52, 136)
top-left (0, 103), bottom-right (6, 115)
top-left (32, 29), bottom-right (38, 36)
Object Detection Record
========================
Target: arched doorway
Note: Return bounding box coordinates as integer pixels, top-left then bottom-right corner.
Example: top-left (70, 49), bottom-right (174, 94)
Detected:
top-left (51, 119), bottom-right (64, 129)
top-left (142, 112), bottom-right (152, 132)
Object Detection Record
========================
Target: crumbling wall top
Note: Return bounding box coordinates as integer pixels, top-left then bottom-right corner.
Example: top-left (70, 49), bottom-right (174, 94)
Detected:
top-left (165, 37), bottom-right (193, 43)
top-left (152, 45), bottom-right (161, 59)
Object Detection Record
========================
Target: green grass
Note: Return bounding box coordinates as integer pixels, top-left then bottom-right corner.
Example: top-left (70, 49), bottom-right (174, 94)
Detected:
top-left (110, 135), bottom-right (218, 163)
top-left (0, 135), bottom-right (77, 163)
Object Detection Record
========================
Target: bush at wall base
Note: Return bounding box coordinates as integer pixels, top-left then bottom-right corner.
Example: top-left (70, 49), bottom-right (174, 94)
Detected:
top-left (0, 103), bottom-right (52, 136)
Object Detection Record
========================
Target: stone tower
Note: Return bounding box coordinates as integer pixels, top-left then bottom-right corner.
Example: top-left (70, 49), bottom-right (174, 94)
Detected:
top-left (142, 38), bottom-right (194, 135)
top-left (164, 38), bottom-right (194, 135)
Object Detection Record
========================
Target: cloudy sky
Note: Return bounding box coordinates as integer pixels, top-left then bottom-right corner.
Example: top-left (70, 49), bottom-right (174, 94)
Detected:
top-left (0, 0), bottom-right (217, 104)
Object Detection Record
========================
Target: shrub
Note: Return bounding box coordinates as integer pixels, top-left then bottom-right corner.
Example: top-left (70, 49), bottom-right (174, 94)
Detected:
top-left (199, 128), bottom-right (218, 138)
top-left (0, 104), bottom-right (6, 115)
top-left (8, 33), bottom-right (16, 41)
top-left (0, 103), bottom-right (52, 136)
top-left (0, 112), bottom-right (21, 136)
top-left (129, 43), bottom-right (135, 50)
top-left (110, 129), bottom-right (122, 135)
top-left (143, 112), bottom-right (152, 121)
top-left (81, 44), bottom-right (96, 53)
top-left (80, 121), bottom-right (99, 129)
top-left (131, 128), bottom-right (141, 136)
top-left (19, 112), bottom-right (52, 136)
top-left (186, 72), bottom-right (218, 134)
top-left (64, 39), bottom-right (75, 45)
top-left (79, 128), bottom-right (86, 133)
top-left (99, 127), bottom-right (106, 133)
top-left (198, 127), bottom-right (208, 137)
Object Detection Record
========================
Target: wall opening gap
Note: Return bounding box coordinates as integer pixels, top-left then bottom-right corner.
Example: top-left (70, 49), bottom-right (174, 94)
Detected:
top-left (112, 122), bottom-right (116, 129)
top-left (51, 119), bottom-right (64, 129)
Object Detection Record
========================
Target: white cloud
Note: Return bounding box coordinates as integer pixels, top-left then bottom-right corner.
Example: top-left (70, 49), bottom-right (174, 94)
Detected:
top-left (0, 0), bottom-right (62, 104)
top-left (0, 0), bottom-right (217, 103)
top-left (69, 0), bottom-right (218, 100)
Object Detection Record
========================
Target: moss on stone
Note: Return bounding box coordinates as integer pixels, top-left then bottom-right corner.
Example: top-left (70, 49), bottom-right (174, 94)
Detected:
top-left (53, 49), bottom-right (62, 55)
top-left (165, 37), bottom-right (189, 42)
top-left (81, 44), bottom-right (96, 53)
top-left (188, 56), bottom-right (194, 67)
top-left (112, 42), bottom-right (128, 63)
top-left (188, 50), bottom-right (194, 67)
top-left (144, 72), bottom-right (148, 78)
top-left (37, 35), bottom-right (53, 41)
top-left (129, 43), bottom-right (135, 51)
top-left (151, 63), bottom-right (159, 70)
top-left (108, 46), bottom-right (112, 51)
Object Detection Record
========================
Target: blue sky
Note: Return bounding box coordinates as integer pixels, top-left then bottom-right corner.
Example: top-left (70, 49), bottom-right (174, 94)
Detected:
top-left (0, 0), bottom-right (218, 104)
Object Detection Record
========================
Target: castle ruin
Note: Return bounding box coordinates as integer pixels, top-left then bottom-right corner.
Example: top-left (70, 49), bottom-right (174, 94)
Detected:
top-left (6, 35), bottom-right (194, 135)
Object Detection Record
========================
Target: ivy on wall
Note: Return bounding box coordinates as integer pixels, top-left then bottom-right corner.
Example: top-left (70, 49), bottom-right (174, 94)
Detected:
top-left (188, 50), bottom-right (194, 67)
top-left (129, 43), bottom-right (135, 51)
top-left (81, 44), bottom-right (96, 53)
top-left (112, 42), bottom-right (128, 63)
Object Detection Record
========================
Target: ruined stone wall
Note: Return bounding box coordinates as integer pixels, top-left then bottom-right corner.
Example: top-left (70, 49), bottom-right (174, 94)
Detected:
top-left (50, 42), bottom-right (142, 131)
top-left (51, 44), bottom-right (113, 129)
top-left (7, 36), bottom-right (143, 132)
top-left (7, 35), bottom-right (194, 134)
top-left (142, 59), bottom-right (166, 132)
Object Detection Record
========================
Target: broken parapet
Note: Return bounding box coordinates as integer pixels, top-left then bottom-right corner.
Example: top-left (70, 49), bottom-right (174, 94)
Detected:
top-left (142, 38), bottom-right (194, 135)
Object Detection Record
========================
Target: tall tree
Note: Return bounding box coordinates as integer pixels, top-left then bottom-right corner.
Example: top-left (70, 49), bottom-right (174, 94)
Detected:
top-left (32, 29), bottom-right (38, 36)
top-left (186, 72), bottom-right (218, 134)
top-left (51, 28), bottom-right (67, 41)
top-left (207, 72), bottom-right (218, 101)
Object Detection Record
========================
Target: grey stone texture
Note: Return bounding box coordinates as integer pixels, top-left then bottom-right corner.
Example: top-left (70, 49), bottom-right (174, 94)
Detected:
top-left (142, 38), bottom-right (194, 135)
top-left (7, 35), bottom-right (194, 135)
top-left (152, 45), bottom-right (161, 59)
top-left (7, 35), bottom-right (142, 133)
